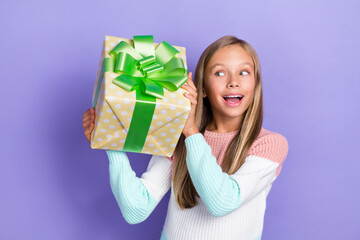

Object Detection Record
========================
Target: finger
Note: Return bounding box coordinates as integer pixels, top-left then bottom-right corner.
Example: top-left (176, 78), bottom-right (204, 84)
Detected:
top-left (185, 78), bottom-right (196, 91)
top-left (187, 74), bottom-right (196, 88)
top-left (83, 114), bottom-right (91, 122)
top-left (181, 84), bottom-right (197, 96)
top-left (184, 92), bottom-right (197, 105)
top-left (183, 72), bottom-right (192, 84)
top-left (188, 71), bottom-right (192, 80)
top-left (84, 123), bottom-right (94, 135)
top-left (83, 111), bottom-right (91, 120)
top-left (83, 109), bottom-right (90, 116)
top-left (83, 120), bottom-right (91, 129)
top-left (83, 109), bottom-right (91, 117)
top-left (182, 81), bottom-right (196, 90)
top-left (84, 129), bottom-right (91, 136)
top-left (84, 109), bottom-right (96, 121)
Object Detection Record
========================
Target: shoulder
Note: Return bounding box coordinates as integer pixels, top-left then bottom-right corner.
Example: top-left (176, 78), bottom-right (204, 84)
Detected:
top-left (247, 127), bottom-right (289, 164)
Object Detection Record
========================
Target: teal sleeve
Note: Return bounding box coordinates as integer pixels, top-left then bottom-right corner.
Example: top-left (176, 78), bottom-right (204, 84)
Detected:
top-left (106, 150), bottom-right (160, 224)
top-left (184, 133), bottom-right (242, 217)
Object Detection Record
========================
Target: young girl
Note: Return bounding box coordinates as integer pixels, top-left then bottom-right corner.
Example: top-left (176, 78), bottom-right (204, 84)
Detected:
top-left (82, 35), bottom-right (289, 240)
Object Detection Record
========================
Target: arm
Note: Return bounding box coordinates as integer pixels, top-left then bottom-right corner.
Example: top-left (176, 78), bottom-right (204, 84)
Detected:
top-left (106, 150), bottom-right (172, 224)
top-left (184, 132), bottom-right (288, 217)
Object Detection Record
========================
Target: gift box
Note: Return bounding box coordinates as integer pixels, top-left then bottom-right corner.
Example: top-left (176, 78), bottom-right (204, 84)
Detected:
top-left (90, 35), bottom-right (191, 157)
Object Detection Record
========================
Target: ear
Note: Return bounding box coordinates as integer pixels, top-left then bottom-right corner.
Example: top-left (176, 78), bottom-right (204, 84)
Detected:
top-left (202, 88), bottom-right (207, 98)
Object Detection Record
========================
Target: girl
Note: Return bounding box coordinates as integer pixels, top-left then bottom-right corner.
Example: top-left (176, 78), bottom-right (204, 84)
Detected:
top-left (82, 35), bottom-right (289, 240)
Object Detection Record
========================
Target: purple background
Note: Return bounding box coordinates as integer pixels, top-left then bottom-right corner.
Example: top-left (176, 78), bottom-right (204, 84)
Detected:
top-left (1, 0), bottom-right (359, 239)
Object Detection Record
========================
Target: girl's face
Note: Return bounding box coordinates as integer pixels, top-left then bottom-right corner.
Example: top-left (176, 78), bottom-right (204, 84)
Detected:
top-left (204, 44), bottom-right (256, 124)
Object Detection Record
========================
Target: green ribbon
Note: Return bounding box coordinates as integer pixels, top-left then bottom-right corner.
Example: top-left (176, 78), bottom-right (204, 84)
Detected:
top-left (92, 35), bottom-right (188, 154)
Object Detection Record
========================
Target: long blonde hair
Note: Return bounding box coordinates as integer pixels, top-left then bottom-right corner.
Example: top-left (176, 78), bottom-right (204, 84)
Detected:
top-left (172, 35), bottom-right (264, 209)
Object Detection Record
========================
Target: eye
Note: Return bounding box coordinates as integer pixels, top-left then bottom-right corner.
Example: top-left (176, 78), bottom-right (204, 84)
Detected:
top-left (215, 71), bottom-right (225, 76)
top-left (240, 71), bottom-right (249, 76)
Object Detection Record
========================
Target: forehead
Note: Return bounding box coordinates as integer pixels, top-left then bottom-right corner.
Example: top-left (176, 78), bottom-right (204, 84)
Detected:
top-left (207, 44), bottom-right (254, 70)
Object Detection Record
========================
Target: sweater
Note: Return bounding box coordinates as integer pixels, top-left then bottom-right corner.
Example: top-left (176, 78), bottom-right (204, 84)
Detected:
top-left (106, 127), bottom-right (289, 240)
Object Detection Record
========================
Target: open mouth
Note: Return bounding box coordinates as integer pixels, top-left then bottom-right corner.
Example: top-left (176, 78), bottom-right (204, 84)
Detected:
top-left (223, 95), bottom-right (244, 104)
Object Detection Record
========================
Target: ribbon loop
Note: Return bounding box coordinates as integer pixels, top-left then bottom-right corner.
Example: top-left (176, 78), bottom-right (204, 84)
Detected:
top-left (135, 55), bottom-right (156, 69)
top-left (133, 35), bottom-right (155, 57)
top-left (110, 41), bottom-right (142, 60)
top-left (115, 52), bottom-right (137, 75)
top-left (155, 41), bottom-right (180, 65)
top-left (141, 63), bottom-right (163, 77)
top-left (141, 78), bottom-right (164, 99)
top-left (113, 75), bottom-right (141, 92)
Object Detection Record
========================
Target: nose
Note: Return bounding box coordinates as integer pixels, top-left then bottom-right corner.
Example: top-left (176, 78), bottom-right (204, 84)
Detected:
top-left (227, 74), bottom-right (240, 88)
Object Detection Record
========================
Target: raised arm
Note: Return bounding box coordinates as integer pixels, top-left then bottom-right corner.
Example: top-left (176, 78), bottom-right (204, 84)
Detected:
top-left (107, 150), bottom-right (172, 224)
top-left (184, 132), bottom-right (288, 217)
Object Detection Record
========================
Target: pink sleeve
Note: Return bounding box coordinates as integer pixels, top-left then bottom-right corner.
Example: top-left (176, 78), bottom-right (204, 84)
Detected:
top-left (247, 132), bottom-right (289, 178)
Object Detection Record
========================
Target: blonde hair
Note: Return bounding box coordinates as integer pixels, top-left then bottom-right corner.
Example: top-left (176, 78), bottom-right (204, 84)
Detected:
top-left (172, 35), bottom-right (264, 209)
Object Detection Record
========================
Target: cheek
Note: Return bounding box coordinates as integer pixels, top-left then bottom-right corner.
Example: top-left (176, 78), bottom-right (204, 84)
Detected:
top-left (244, 78), bottom-right (256, 94)
top-left (244, 80), bottom-right (256, 103)
top-left (245, 92), bottom-right (254, 105)
top-left (204, 78), bottom-right (221, 94)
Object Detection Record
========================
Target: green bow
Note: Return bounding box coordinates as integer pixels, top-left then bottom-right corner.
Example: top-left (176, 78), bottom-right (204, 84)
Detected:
top-left (109, 35), bottom-right (187, 98)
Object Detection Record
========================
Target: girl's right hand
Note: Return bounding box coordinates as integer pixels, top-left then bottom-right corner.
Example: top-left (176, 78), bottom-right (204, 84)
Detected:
top-left (181, 72), bottom-right (200, 137)
top-left (83, 107), bottom-right (96, 143)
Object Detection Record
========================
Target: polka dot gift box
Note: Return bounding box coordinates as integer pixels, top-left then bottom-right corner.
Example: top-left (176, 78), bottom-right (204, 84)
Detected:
top-left (90, 35), bottom-right (191, 157)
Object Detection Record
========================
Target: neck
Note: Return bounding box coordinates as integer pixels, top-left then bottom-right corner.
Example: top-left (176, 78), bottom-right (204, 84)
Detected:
top-left (206, 115), bottom-right (243, 133)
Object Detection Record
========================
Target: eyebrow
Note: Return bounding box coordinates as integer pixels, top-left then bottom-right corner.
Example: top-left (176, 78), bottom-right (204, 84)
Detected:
top-left (209, 62), bottom-right (253, 70)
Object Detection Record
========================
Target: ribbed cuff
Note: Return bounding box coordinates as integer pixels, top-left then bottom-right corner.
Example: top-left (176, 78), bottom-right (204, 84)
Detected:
top-left (106, 150), bottom-right (129, 168)
top-left (185, 133), bottom-right (211, 167)
top-left (185, 133), bottom-right (209, 151)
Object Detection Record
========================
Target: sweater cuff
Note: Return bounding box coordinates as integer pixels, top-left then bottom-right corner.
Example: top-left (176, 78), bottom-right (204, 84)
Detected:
top-left (185, 133), bottom-right (209, 148)
top-left (106, 150), bottom-right (128, 168)
top-left (184, 133), bottom-right (212, 167)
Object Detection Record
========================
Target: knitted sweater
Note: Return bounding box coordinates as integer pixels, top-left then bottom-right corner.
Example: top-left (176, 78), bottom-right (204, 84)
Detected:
top-left (106, 127), bottom-right (288, 240)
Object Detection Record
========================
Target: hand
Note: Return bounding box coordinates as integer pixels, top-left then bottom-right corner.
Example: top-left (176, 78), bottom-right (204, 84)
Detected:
top-left (82, 107), bottom-right (96, 143)
top-left (181, 72), bottom-right (200, 138)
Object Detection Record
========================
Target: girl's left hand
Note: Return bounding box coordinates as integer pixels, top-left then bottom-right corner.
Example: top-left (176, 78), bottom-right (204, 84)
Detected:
top-left (181, 72), bottom-right (200, 138)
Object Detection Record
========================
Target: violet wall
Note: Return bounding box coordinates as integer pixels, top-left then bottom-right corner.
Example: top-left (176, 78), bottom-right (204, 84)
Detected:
top-left (1, 0), bottom-right (359, 239)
